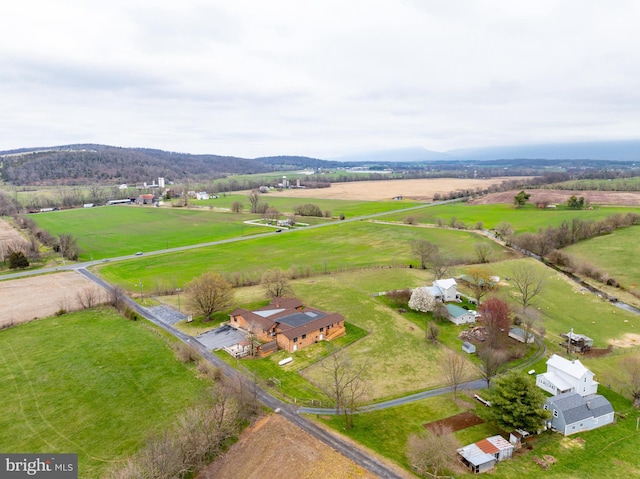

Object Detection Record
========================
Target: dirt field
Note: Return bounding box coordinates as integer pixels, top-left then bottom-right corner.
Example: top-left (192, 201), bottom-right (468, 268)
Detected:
top-left (609, 333), bottom-right (640, 348)
top-left (0, 271), bottom-right (107, 328)
top-left (265, 177), bottom-right (530, 201)
top-left (468, 189), bottom-right (640, 206)
top-left (196, 413), bottom-right (410, 479)
top-left (424, 411), bottom-right (484, 433)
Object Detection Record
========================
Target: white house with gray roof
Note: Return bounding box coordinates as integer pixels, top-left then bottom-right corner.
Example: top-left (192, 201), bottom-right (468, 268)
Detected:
top-left (536, 354), bottom-right (598, 397)
top-left (429, 278), bottom-right (460, 302)
top-left (544, 392), bottom-right (614, 436)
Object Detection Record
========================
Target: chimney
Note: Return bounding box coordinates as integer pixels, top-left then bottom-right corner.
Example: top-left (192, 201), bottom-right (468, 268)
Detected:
top-left (586, 401), bottom-right (591, 410)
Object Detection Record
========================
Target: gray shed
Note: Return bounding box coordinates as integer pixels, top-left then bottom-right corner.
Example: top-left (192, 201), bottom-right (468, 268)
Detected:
top-left (462, 341), bottom-right (476, 354)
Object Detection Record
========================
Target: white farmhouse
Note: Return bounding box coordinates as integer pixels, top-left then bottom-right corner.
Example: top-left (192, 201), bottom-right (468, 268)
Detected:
top-left (429, 278), bottom-right (460, 302)
top-left (536, 354), bottom-right (598, 397)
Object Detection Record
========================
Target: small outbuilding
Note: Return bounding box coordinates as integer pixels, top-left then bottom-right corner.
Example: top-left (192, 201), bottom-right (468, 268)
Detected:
top-left (509, 327), bottom-right (535, 344)
top-left (462, 341), bottom-right (476, 354)
top-left (446, 304), bottom-right (478, 326)
top-left (458, 435), bottom-right (514, 474)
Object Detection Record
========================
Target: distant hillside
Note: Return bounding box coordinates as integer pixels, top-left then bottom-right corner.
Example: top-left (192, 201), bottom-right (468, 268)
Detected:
top-left (333, 140), bottom-right (640, 163)
top-left (446, 140), bottom-right (640, 162)
top-left (0, 145), bottom-right (326, 185)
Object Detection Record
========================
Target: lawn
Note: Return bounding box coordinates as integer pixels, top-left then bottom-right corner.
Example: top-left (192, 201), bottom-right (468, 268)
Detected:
top-left (380, 203), bottom-right (640, 234)
top-left (30, 205), bottom-right (273, 260)
top-left (0, 308), bottom-right (209, 479)
top-left (98, 221), bottom-right (508, 293)
top-left (314, 387), bottom-right (640, 478)
top-left (288, 270), bottom-right (477, 402)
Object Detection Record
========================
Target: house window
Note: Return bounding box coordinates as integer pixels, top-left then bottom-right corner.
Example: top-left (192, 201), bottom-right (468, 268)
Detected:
top-left (302, 334), bottom-right (307, 340)
top-left (553, 410), bottom-right (559, 418)
top-left (320, 327), bottom-right (324, 332)
top-left (293, 337), bottom-right (298, 342)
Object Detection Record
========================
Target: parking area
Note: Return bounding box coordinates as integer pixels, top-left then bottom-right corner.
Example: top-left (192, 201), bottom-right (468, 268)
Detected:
top-left (196, 324), bottom-right (247, 350)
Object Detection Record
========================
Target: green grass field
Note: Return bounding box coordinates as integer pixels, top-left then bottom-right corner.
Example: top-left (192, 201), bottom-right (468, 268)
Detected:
top-left (31, 206), bottom-right (273, 260)
top-left (563, 226), bottom-right (640, 291)
top-left (98, 221), bottom-right (508, 293)
top-left (195, 193), bottom-right (422, 218)
top-left (381, 203), bottom-right (640, 234)
top-left (0, 308), bottom-right (209, 478)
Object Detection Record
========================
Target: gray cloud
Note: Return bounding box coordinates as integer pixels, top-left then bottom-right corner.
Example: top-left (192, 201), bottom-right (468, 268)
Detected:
top-left (1, 0), bottom-right (639, 157)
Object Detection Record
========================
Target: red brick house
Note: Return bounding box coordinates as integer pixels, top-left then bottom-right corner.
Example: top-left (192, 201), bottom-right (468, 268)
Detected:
top-left (229, 298), bottom-right (346, 353)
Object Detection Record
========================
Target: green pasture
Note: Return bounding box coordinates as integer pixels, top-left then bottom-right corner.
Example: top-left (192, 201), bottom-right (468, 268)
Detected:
top-left (97, 221), bottom-right (508, 293)
top-left (194, 193), bottom-right (421, 218)
top-left (381, 203), bottom-right (640, 234)
top-left (454, 259), bottom-right (640, 349)
top-left (30, 206), bottom-right (273, 260)
top-left (0, 308), bottom-right (209, 479)
top-left (315, 387), bottom-right (640, 478)
top-left (286, 270), bottom-right (477, 401)
top-left (563, 225), bottom-right (640, 291)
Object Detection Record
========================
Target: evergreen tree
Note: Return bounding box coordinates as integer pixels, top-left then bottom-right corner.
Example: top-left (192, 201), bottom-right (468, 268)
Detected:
top-left (485, 371), bottom-right (550, 432)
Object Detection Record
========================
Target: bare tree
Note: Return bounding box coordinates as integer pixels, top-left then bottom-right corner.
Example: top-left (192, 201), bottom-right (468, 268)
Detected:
top-left (510, 262), bottom-right (545, 312)
top-left (264, 206), bottom-right (280, 225)
top-left (410, 239), bottom-right (439, 270)
top-left (109, 285), bottom-right (126, 312)
top-left (474, 242), bottom-right (492, 263)
top-left (231, 201), bottom-right (244, 213)
top-left (430, 253), bottom-right (451, 280)
top-left (442, 349), bottom-right (467, 400)
top-left (494, 222), bottom-right (513, 240)
top-left (321, 350), bottom-right (368, 430)
top-left (519, 308), bottom-right (541, 344)
top-left (407, 424), bottom-right (460, 478)
top-left (247, 190), bottom-right (261, 213)
top-left (186, 272), bottom-right (234, 320)
top-left (477, 347), bottom-right (508, 386)
top-left (76, 287), bottom-right (102, 309)
top-left (432, 301), bottom-right (449, 322)
top-left (622, 356), bottom-right (640, 406)
top-left (261, 268), bottom-right (293, 298)
top-left (426, 321), bottom-right (440, 344)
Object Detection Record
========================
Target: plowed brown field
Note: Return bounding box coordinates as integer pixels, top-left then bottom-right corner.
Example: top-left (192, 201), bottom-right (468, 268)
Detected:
top-left (196, 413), bottom-right (411, 479)
top-left (0, 271), bottom-right (106, 328)
top-left (468, 189), bottom-right (640, 206)
top-left (265, 177), bottom-right (530, 201)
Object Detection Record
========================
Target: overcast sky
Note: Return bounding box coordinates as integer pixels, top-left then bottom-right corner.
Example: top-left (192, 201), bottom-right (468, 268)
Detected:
top-left (2, 1), bottom-right (639, 158)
